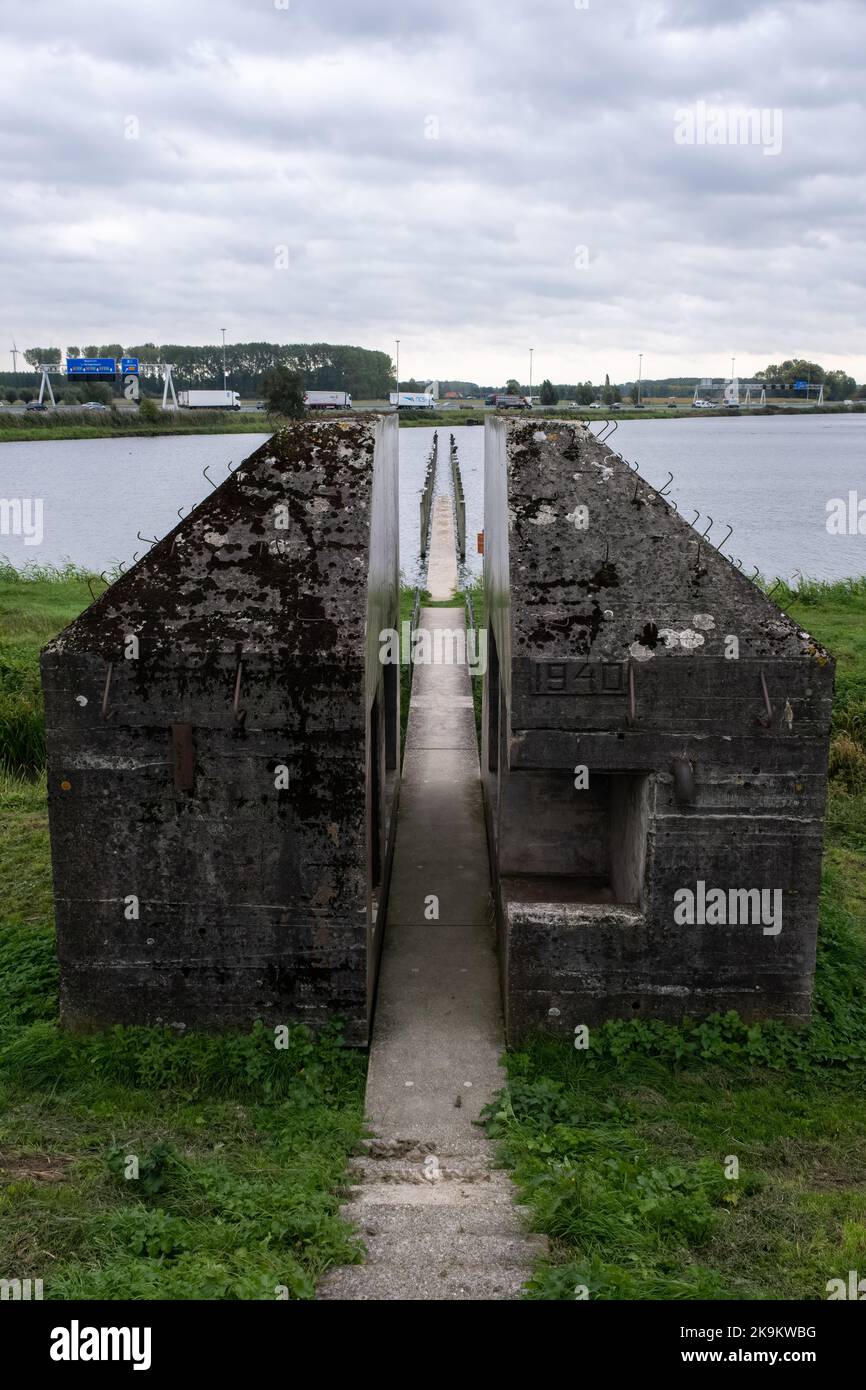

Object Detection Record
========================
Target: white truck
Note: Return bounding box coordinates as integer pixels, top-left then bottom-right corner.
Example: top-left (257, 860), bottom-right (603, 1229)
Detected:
top-left (178, 390), bottom-right (242, 410)
top-left (304, 390), bottom-right (353, 410)
top-left (389, 392), bottom-right (435, 410)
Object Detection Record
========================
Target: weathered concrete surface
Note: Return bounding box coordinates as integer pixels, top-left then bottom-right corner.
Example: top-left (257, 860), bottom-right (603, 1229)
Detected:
top-left (482, 417), bottom-right (835, 1041)
top-left (426, 495), bottom-right (458, 600)
top-left (318, 606), bottom-right (544, 1299)
top-left (41, 416), bottom-right (400, 1043)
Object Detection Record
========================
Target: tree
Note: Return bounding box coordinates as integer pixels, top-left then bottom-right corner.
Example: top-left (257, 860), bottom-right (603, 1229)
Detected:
top-left (576, 381), bottom-right (594, 406)
top-left (137, 396), bottom-right (160, 422)
top-left (539, 379), bottom-right (558, 406)
top-left (66, 346), bottom-right (80, 358)
top-left (84, 383), bottom-right (113, 405)
top-left (760, 359), bottom-right (825, 389)
top-left (601, 373), bottom-right (615, 406)
top-left (83, 346), bottom-right (100, 357)
top-left (23, 347), bottom-right (61, 367)
top-left (262, 365), bottom-right (306, 418)
top-left (823, 369), bottom-right (857, 401)
top-left (505, 378), bottom-right (521, 395)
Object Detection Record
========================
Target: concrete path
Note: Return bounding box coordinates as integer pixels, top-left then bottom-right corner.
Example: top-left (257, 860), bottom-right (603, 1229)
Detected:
top-left (425, 495), bottom-right (458, 600)
top-left (318, 606), bottom-right (545, 1300)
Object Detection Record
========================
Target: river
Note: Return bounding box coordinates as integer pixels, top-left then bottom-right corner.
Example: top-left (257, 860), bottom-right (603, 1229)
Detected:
top-left (0, 414), bottom-right (863, 586)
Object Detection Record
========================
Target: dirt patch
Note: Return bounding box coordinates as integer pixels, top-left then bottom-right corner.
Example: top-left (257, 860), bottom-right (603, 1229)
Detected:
top-left (0, 1151), bottom-right (75, 1183)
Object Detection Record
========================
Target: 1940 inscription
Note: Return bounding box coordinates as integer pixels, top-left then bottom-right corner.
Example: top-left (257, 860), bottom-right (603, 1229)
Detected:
top-left (530, 660), bottom-right (625, 696)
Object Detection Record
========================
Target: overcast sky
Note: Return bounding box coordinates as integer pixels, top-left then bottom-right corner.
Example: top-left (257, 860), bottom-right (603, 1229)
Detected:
top-left (2, 0), bottom-right (864, 384)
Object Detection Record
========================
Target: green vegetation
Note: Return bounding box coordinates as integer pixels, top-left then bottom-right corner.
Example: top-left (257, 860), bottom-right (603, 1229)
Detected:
top-left (261, 365), bottom-right (306, 420)
top-left (0, 408), bottom-right (270, 445)
top-left (5, 340), bottom-right (394, 400)
top-left (486, 575), bottom-right (866, 1300)
top-left (0, 566), bottom-right (366, 1298)
top-left (3, 564), bottom-right (865, 1300)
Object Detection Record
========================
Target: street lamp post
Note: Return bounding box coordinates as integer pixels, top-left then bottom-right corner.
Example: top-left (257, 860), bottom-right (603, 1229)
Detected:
top-left (637, 353), bottom-right (643, 406)
top-left (529, 348), bottom-right (533, 406)
top-left (221, 329), bottom-right (227, 395)
top-left (395, 339), bottom-right (400, 409)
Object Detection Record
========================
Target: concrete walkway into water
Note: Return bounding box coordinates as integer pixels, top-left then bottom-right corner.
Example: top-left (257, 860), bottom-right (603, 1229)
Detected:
top-left (318, 599), bottom-right (546, 1301)
top-left (426, 494), bottom-right (459, 600)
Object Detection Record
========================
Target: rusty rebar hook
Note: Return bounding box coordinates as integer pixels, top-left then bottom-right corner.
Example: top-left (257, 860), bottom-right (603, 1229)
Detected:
top-left (137, 530), bottom-right (158, 547)
top-left (700, 515), bottom-right (714, 539)
top-left (203, 464), bottom-right (218, 490)
top-left (101, 662), bottom-right (114, 721)
top-left (715, 523), bottom-right (733, 550)
top-left (232, 660), bottom-right (247, 726)
top-left (758, 669), bottom-right (775, 729)
top-left (658, 470), bottom-right (674, 496)
top-left (689, 509), bottom-right (700, 527)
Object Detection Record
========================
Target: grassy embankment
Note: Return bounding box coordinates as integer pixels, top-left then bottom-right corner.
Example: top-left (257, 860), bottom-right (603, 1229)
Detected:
top-left (0, 408), bottom-right (271, 445)
top-left (2, 566), bottom-right (865, 1300)
top-left (482, 576), bottom-right (866, 1299)
top-left (0, 563), bottom-right (367, 1299)
top-left (391, 402), bottom-right (866, 427)
top-left (3, 400), bottom-right (862, 442)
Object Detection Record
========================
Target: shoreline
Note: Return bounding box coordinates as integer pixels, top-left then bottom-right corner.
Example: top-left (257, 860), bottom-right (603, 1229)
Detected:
top-left (1, 402), bottom-right (863, 444)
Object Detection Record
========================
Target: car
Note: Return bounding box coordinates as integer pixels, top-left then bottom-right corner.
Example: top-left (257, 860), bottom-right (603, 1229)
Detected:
top-left (25, 400), bottom-right (48, 412)
top-left (610, 402), bottom-right (623, 411)
top-left (667, 399), bottom-right (678, 409)
top-left (255, 401), bottom-right (267, 410)
top-left (588, 401), bottom-right (604, 409)
top-left (81, 401), bottom-right (110, 411)
top-left (692, 399), bottom-right (713, 409)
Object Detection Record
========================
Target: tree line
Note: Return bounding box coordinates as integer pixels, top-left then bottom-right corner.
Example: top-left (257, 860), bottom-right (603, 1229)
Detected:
top-left (16, 342), bottom-right (394, 398)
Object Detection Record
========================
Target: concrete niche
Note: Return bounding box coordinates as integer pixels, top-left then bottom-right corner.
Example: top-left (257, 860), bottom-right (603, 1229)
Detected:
top-left (482, 416), bottom-right (834, 1043)
top-left (41, 415), bottom-right (400, 1044)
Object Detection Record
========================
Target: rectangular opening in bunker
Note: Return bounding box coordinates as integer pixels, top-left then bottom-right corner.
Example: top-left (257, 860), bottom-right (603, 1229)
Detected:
top-left (571, 772), bottom-right (649, 904)
top-left (500, 770), bottom-right (649, 906)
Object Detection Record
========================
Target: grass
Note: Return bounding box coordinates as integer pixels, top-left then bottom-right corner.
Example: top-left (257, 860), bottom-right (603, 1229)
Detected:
top-left (0, 565), bottom-right (367, 1299)
top-left (3, 565), bottom-right (865, 1300)
top-left (0, 408), bottom-right (273, 444)
top-left (484, 575), bottom-right (866, 1300)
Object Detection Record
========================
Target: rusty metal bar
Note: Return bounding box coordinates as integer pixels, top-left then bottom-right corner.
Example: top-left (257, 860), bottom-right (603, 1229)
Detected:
top-left (100, 662), bottom-right (114, 721)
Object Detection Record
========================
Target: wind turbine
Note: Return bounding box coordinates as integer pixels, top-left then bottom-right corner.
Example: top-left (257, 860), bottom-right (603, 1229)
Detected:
top-left (10, 339), bottom-right (19, 372)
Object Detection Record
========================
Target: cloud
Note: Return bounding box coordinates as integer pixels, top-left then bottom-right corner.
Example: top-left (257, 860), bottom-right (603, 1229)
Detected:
top-left (1, 0), bottom-right (864, 383)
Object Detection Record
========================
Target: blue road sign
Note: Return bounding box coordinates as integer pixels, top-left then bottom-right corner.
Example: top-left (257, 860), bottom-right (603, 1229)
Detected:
top-left (67, 357), bottom-right (117, 377)
top-left (793, 379), bottom-right (808, 391)
top-left (120, 357), bottom-right (139, 374)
